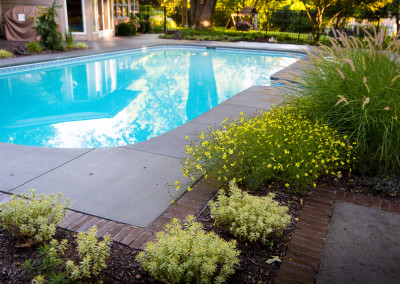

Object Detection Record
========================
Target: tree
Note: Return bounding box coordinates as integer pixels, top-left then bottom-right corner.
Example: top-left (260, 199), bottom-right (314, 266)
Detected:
top-left (299, 0), bottom-right (392, 42)
top-left (190, 0), bottom-right (218, 27)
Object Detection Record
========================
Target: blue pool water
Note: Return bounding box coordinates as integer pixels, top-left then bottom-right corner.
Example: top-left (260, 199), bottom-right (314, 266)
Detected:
top-left (0, 46), bottom-right (300, 148)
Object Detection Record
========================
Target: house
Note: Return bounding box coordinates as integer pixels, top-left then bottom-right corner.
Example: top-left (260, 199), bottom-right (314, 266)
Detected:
top-left (0, 0), bottom-right (139, 41)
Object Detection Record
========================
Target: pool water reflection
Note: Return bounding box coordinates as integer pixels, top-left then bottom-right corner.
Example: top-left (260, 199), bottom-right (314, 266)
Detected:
top-left (0, 47), bottom-right (299, 148)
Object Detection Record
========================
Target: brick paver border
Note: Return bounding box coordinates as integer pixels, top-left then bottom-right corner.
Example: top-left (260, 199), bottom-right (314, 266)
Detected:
top-left (0, 180), bottom-right (218, 250)
top-left (275, 189), bottom-right (400, 284)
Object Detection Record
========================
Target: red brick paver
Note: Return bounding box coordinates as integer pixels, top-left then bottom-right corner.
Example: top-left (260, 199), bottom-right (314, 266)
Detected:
top-left (51, 180), bottom-right (218, 251)
top-left (276, 188), bottom-right (335, 283)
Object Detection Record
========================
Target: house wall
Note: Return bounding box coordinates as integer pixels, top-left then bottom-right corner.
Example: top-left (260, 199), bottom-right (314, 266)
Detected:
top-left (0, 0), bottom-right (141, 40)
top-left (0, 1), bottom-right (3, 37)
top-left (0, 0), bottom-right (66, 38)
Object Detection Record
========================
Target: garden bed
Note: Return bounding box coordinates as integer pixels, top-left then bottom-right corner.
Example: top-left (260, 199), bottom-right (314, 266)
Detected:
top-left (0, 227), bottom-right (155, 283)
top-left (0, 44), bottom-right (90, 60)
top-left (318, 172), bottom-right (400, 202)
top-left (0, 184), bottom-right (303, 284)
top-left (1, 172), bottom-right (400, 283)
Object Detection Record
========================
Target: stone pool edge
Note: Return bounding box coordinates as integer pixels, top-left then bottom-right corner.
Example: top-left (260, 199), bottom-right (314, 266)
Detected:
top-left (0, 40), bottom-right (309, 69)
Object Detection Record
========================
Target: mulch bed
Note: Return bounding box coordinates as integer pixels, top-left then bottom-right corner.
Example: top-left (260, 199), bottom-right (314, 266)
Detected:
top-left (2, 45), bottom-right (87, 59)
top-left (1, 172), bottom-right (399, 283)
top-left (0, 227), bottom-right (156, 284)
top-left (317, 171), bottom-right (400, 202)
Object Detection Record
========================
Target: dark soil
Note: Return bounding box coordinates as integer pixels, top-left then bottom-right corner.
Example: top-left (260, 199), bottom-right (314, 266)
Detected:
top-left (316, 171), bottom-right (400, 202)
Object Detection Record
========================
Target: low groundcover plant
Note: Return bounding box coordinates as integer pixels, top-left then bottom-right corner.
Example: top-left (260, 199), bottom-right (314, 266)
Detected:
top-left (75, 43), bottom-right (89, 49)
top-left (210, 181), bottom-right (291, 244)
top-left (25, 227), bottom-right (111, 283)
top-left (137, 216), bottom-right (240, 284)
top-left (176, 106), bottom-right (354, 195)
top-left (0, 189), bottom-right (70, 243)
top-left (0, 49), bottom-right (14, 59)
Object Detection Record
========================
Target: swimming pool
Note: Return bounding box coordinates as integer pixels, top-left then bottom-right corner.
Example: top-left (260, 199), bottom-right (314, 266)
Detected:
top-left (0, 46), bottom-right (301, 148)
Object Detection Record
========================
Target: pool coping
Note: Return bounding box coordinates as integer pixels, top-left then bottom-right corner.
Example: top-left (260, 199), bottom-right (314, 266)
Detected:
top-left (0, 45), bottom-right (306, 75)
top-left (0, 37), bottom-right (310, 69)
top-left (0, 41), bottom-right (307, 230)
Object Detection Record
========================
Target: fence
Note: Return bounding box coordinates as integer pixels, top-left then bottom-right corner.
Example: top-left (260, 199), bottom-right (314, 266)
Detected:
top-left (137, 4), bottom-right (396, 42)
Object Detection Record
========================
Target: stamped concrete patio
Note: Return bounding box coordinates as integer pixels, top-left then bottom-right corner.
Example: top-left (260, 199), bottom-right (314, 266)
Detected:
top-left (0, 34), bottom-right (307, 228)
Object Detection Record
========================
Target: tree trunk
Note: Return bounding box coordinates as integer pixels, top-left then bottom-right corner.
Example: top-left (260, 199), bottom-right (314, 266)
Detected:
top-left (190, 0), bottom-right (217, 28)
top-left (396, 0), bottom-right (400, 35)
top-left (397, 13), bottom-right (400, 35)
top-left (182, 0), bottom-right (188, 27)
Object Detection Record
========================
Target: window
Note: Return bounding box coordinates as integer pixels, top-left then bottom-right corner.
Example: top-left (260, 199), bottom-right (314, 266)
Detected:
top-left (114, 0), bottom-right (128, 18)
top-left (66, 0), bottom-right (84, 32)
top-left (131, 0), bottom-right (137, 13)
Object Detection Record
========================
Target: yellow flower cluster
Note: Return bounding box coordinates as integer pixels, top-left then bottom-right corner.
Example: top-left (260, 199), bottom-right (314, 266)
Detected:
top-left (177, 106), bottom-right (354, 195)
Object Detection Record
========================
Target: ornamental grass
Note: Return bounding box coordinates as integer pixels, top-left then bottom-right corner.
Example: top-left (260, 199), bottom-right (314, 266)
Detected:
top-left (286, 27), bottom-right (400, 173)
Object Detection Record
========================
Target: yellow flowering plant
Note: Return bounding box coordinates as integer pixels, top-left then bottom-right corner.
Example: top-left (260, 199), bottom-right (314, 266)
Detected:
top-left (177, 106), bottom-right (354, 195)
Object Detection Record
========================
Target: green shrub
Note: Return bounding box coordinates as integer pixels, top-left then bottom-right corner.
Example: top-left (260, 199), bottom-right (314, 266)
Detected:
top-left (210, 181), bottom-right (291, 244)
top-left (64, 29), bottom-right (74, 49)
top-left (32, 0), bottom-right (63, 50)
top-left (158, 34), bottom-right (173, 39)
top-left (0, 49), bottom-right (14, 59)
top-left (136, 12), bottom-right (150, 21)
top-left (75, 42), bottom-right (88, 49)
top-left (176, 106), bottom-right (354, 195)
top-left (149, 15), bottom-right (176, 32)
top-left (287, 28), bottom-right (400, 173)
top-left (65, 227), bottom-right (111, 280)
top-left (276, 33), bottom-right (292, 41)
top-left (24, 239), bottom-right (69, 283)
top-left (0, 190), bottom-right (70, 243)
top-left (117, 22), bottom-right (135, 36)
top-left (25, 227), bottom-right (111, 282)
top-left (26, 41), bottom-right (43, 53)
top-left (137, 216), bottom-right (240, 284)
top-left (138, 20), bottom-right (150, 33)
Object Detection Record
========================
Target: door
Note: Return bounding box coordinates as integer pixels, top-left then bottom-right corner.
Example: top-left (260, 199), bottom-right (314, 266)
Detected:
top-left (98, 0), bottom-right (110, 37)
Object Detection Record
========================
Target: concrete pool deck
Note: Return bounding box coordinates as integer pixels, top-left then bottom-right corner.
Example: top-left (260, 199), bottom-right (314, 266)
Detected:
top-left (0, 34), bottom-right (308, 228)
